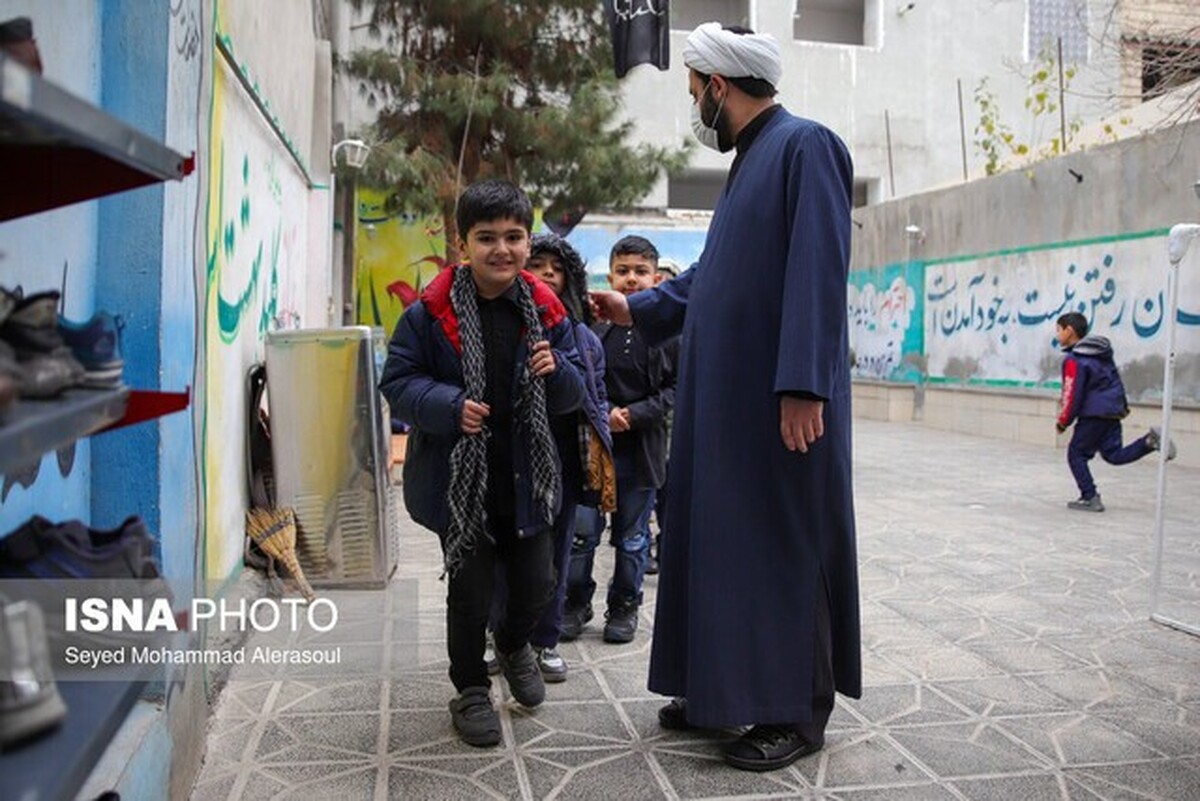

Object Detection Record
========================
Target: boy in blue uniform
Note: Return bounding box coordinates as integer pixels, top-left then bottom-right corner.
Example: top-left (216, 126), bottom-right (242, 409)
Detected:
top-left (562, 235), bottom-right (677, 644)
top-left (1055, 311), bottom-right (1175, 512)
top-left (379, 180), bottom-right (586, 746)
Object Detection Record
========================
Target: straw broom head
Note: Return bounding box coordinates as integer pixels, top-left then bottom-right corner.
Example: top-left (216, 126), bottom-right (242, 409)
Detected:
top-left (245, 507), bottom-right (316, 602)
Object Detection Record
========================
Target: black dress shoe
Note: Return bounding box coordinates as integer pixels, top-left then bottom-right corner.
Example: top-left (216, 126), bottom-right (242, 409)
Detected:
top-left (722, 724), bottom-right (823, 772)
top-left (657, 697), bottom-right (698, 731)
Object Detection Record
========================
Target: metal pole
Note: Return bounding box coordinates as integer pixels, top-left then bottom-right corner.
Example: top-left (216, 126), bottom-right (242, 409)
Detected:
top-left (1150, 224), bottom-right (1200, 636)
top-left (956, 79), bottom-right (969, 181)
top-left (885, 109), bottom-right (896, 198)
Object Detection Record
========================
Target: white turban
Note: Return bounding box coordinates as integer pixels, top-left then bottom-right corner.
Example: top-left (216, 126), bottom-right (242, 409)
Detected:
top-left (682, 22), bottom-right (782, 87)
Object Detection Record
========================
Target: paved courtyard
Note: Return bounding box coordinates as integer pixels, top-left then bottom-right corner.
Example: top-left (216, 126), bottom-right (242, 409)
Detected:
top-left (190, 418), bottom-right (1200, 800)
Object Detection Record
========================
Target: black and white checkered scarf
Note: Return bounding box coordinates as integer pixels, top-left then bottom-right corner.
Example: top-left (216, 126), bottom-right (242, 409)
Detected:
top-left (443, 266), bottom-right (560, 576)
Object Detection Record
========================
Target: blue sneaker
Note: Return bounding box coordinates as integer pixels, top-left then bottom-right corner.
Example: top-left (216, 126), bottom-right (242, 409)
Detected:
top-left (58, 311), bottom-right (124, 388)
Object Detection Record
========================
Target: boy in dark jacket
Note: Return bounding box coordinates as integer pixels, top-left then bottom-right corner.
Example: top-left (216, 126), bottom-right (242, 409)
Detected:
top-left (379, 180), bottom-right (586, 746)
top-left (1055, 312), bottom-right (1175, 512)
top-left (523, 232), bottom-right (615, 679)
top-left (562, 235), bottom-right (677, 644)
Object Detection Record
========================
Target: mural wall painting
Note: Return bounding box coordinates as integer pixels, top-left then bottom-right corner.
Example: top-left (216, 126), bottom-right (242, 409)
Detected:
top-left (353, 188), bottom-right (446, 337)
top-left (852, 234), bottom-right (1200, 402)
top-left (848, 261), bottom-right (924, 382)
top-left (201, 47), bottom-right (310, 583)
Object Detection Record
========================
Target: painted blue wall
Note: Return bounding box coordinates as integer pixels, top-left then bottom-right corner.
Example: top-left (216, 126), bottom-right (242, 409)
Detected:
top-left (93, 1), bottom-right (169, 540)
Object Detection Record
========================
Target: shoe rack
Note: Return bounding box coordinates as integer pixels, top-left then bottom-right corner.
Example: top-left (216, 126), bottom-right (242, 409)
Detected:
top-left (0, 50), bottom-right (193, 473)
top-left (0, 51), bottom-right (193, 801)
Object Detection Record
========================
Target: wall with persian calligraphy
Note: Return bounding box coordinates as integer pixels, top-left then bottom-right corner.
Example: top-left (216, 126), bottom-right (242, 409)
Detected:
top-left (850, 121), bottom-right (1200, 404)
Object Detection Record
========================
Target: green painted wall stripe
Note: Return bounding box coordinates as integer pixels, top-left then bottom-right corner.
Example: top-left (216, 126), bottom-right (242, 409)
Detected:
top-left (922, 227), bottom-right (1171, 267)
top-left (925, 375), bottom-right (1060, 390)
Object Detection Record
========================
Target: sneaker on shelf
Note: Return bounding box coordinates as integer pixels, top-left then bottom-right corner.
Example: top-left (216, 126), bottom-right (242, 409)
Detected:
top-left (0, 515), bottom-right (162, 581)
top-left (535, 646), bottom-right (568, 683)
top-left (13, 348), bottom-right (85, 399)
top-left (0, 341), bottom-right (20, 422)
top-left (1, 290), bottom-right (64, 355)
top-left (0, 286), bottom-right (20, 326)
top-left (0, 597), bottom-right (68, 749)
top-left (1067, 494), bottom-right (1105, 513)
top-left (1145, 427), bottom-right (1178, 461)
top-left (58, 311), bottom-right (124, 388)
top-left (0, 516), bottom-right (171, 662)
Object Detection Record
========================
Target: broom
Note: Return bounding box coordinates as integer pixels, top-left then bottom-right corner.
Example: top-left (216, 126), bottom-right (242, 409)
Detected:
top-left (245, 506), bottom-right (316, 602)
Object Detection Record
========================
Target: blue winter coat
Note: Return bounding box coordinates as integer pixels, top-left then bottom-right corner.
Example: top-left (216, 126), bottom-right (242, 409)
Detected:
top-left (574, 322), bottom-right (615, 510)
top-left (1057, 335), bottom-right (1129, 428)
top-left (379, 267), bottom-right (587, 538)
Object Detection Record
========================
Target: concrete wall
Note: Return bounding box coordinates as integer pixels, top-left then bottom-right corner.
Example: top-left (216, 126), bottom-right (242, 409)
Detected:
top-left (850, 118), bottom-right (1200, 468)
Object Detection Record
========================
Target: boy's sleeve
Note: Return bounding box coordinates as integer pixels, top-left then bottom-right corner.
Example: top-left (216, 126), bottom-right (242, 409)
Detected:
top-left (626, 336), bottom-right (678, 430)
top-left (544, 317), bottom-right (586, 415)
top-left (1056, 355), bottom-right (1081, 430)
top-left (378, 305), bottom-right (465, 436)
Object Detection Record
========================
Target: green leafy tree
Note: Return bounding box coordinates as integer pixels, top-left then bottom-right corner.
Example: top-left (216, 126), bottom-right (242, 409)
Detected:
top-left (345, 0), bottom-right (691, 260)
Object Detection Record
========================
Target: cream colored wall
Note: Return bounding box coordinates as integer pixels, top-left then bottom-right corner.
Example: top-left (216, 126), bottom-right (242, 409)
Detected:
top-left (852, 381), bottom-right (1200, 469)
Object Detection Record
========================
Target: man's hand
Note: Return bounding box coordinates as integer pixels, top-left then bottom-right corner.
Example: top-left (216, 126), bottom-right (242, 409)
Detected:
top-left (461, 399), bottom-right (490, 435)
top-left (529, 340), bottom-right (556, 377)
top-left (609, 406), bottom-right (631, 433)
top-left (1056, 422), bottom-right (1067, 434)
top-left (589, 290), bottom-right (633, 326)
top-left (781, 396), bottom-right (824, 452)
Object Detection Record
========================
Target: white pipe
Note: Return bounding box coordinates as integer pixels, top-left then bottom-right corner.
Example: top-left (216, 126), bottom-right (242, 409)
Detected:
top-left (1149, 223), bottom-right (1200, 629)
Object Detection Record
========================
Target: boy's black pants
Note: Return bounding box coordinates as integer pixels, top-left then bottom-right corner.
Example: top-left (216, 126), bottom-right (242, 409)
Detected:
top-left (445, 513), bottom-right (556, 691)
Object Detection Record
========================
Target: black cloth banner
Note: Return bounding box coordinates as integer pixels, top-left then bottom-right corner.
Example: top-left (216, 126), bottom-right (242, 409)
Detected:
top-left (606, 0), bottom-right (669, 79)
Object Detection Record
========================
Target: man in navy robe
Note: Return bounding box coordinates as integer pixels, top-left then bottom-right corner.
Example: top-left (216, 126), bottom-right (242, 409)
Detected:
top-left (590, 22), bottom-right (861, 771)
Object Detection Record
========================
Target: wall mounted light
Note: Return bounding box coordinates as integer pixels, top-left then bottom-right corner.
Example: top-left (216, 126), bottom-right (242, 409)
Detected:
top-left (332, 138), bottom-right (371, 170)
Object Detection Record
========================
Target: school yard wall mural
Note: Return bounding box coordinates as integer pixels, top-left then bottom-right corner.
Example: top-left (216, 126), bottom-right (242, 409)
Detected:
top-left (353, 189), bottom-right (446, 337)
top-left (849, 229), bottom-right (1200, 403)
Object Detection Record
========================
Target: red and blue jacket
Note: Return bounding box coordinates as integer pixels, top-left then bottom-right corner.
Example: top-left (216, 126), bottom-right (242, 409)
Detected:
top-left (1057, 335), bottom-right (1129, 429)
top-left (379, 266), bottom-right (586, 537)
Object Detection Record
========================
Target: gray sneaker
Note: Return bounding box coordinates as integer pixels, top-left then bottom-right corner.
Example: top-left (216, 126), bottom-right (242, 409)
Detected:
top-left (1067, 494), bottom-right (1105, 512)
top-left (495, 643), bottom-right (545, 708)
top-left (448, 686), bottom-right (500, 747)
top-left (535, 646), bottom-right (568, 683)
top-left (1145, 427), bottom-right (1178, 461)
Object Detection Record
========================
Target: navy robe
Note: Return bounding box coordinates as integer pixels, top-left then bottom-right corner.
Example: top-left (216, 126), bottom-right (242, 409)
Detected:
top-left (629, 108), bottom-right (861, 728)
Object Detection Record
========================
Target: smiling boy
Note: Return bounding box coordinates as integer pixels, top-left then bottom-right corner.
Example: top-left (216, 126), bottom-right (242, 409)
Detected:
top-left (379, 179), bottom-right (586, 746)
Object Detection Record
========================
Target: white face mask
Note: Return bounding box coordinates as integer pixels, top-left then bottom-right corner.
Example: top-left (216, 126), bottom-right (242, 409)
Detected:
top-left (689, 81), bottom-right (726, 151)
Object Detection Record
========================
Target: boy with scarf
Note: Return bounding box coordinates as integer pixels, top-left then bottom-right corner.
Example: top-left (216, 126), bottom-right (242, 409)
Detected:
top-left (379, 180), bottom-right (586, 747)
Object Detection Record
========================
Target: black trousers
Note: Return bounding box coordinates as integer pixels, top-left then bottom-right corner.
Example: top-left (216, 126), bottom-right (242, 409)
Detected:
top-left (445, 513), bottom-right (556, 691)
